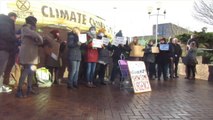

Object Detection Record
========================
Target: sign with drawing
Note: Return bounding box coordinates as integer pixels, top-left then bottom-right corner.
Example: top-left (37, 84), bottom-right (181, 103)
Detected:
top-left (127, 61), bottom-right (151, 93)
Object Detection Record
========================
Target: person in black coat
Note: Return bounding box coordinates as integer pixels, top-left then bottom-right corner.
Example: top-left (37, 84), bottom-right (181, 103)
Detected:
top-left (172, 38), bottom-right (182, 78)
top-left (0, 12), bottom-right (17, 93)
top-left (67, 27), bottom-right (82, 89)
top-left (156, 38), bottom-right (173, 81)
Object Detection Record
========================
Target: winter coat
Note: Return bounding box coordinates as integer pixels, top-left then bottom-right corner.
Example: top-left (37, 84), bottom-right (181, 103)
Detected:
top-left (185, 48), bottom-right (197, 65)
top-left (156, 43), bottom-right (172, 64)
top-left (98, 47), bottom-right (111, 65)
top-left (67, 32), bottom-right (81, 61)
top-left (84, 33), bottom-right (98, 62)
top-left (44, 34), bottom-right (60, 67)
top-left (173, 43), bottom-right (182, 62)
top-left (0, 14), bottom-right (16, 53)
top-left (19, 24), bottom-right (43, 65)
top-left (143, 44), bottom-right (155, 63)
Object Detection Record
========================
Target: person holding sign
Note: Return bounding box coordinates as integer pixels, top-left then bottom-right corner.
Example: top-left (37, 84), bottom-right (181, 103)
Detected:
top-left (95, 28), bottom-right (110, 85)
top-left (109, 31), bottom-right (131, 84)
top-left (144, 40), bottom-right (156, 80)
top-left (85, 26), bottom-right (99, 88)
top-left (67, 27), bottom-right (82, 89)
top-left (129, 37), bottom-right (143, 61)
top-left (156, 38), bottom-right (173, 81)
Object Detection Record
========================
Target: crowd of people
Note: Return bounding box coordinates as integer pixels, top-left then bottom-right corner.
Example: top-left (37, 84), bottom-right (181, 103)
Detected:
top-left (0, 12), bottom-right (199, 98)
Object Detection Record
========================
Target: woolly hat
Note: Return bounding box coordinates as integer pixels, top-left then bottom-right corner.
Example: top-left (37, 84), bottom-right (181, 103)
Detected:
top-left (25, 16), bottom-right (37, 26)
top-left (50, 29), bottom-right (59, 38)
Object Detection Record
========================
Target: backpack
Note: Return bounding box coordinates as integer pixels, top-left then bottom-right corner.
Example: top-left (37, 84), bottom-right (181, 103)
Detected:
top-left (35, 67), bottom-right (52, 87)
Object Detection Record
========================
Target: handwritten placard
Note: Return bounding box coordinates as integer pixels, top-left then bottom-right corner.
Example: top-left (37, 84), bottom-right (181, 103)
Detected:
top-left (79, 34), bottom-right (87, 43)
top-left (159, 44), bottom-right (169, 51)
top-left (102, 37), bottom-right (110, 45)
top-left (127, 61), bottom-right (151, 93)
top-left (92, 39), bottom-right (103, 48)
top-left (112, 37), bottom-right (125, 46)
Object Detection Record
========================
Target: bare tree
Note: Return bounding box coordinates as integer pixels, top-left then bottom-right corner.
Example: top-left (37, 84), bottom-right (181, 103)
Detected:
top-left (193, 0), bottom-right (213, 25)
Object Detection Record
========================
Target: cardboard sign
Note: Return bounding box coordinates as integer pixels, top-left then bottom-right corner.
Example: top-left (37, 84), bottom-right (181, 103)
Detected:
top-left (151, 47), bottom-right (159, 53)
top-left (92, 39), bottom-right (103, 48)
top-left (112, 37), bottom-right (125, 46)
top-left (79, 34), bottom-right (87, 43)
top-left (129, 45), bottom-right (144, 57)
top-left (159, 44), bottom-right (169, 51)
top-left (127, 61), bottom-right (151, 93)
top-left (102, 37), bottom-right (110, 45)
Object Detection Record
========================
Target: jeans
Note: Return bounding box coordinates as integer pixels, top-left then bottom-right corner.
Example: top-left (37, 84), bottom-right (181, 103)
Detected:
top-left (157, 63), bottom-right (169, 80)
top-left (86, 62), bottom-right (96, 83)
top-left (18, 64), bottom-right (34, 90)
top-left (0, 51), bottom-right (9, 87)
top-left (68, 61), bottom-right (80, 86)
top-left (145, 62), bottom-right (156, 78)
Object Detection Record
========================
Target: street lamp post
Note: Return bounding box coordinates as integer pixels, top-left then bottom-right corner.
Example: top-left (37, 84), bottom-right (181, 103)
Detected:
top-left (148, 7), bottom-right (166, 46)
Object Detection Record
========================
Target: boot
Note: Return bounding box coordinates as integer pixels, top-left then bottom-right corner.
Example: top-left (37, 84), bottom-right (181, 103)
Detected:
top-left (16, 88), bottom-right (23, 98)
top-left (26, 87), bottom-right (37, 96)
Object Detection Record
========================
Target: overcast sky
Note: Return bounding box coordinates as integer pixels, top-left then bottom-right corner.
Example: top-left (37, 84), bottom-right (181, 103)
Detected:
top-left (1, 0), bottom-right (213, 37)
top-left (51, 0), bottom-right (213, 37)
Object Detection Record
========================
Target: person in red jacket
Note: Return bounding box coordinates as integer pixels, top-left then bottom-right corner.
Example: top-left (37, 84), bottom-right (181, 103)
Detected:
top-left (85, 26), bottom-right (99, 88)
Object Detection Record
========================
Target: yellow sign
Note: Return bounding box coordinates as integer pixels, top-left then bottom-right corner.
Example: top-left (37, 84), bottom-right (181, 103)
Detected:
top-left (2, 0), bottom-right (113, 35)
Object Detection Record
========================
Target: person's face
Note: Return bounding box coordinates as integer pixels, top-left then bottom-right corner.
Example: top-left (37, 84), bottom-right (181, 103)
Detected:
top-left (90, 28), bottom-right (96, 35)
top-left (10, 16), bottom-right (17, 22)
top-left (149, 41), bottom-right (153, 45)
top-left (160, 40), bottom-right (165, 43)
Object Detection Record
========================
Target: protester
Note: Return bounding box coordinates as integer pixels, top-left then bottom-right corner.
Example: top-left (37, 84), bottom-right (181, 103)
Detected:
top-left (185, 42), bottom-right (197, 80)
top-left (67, 27), bottom-right (82, 89)
top-left (16, 16), bottom-right (43, 97)
top-left (0, 12), bottom-right (17, 92)
top-left (43, 29), bottom-right (61, 84)
top-left (129, 37), bottom-right (142, 61)
top-left (144, 40), bottom-right (156, 80)
top-left (172, 38), bottom-right (182, 78)
top-left (85, 26), bottom-right (98, 88)
top-left (156, 38), bottom-right (173, 81)
top-left (95, 28), bottom-right (110, 85)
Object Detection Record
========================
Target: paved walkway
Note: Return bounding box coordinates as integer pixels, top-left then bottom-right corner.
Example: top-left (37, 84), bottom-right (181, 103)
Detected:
top-left (0, 78), bottom-right (213, 120)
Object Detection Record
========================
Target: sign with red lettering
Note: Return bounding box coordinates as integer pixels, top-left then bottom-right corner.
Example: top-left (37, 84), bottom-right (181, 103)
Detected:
top-left (127, 61), bottom-right (151, 93)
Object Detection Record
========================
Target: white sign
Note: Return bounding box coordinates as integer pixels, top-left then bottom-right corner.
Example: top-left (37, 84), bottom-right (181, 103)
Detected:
top-left (79, 34), bottom-right (87, 43)
top-left (92, 39), bottom-right (103, 48)
top-left (112, 37), bottom-right (125, 46)
top-left (102, 37), bottom-right (110, 45)
top-left (51, 53), bottom-right (58, 61)
top-left (127, 61), bottom-right (151, 93)
top-left (159, 44), bottom-right (169, 51)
